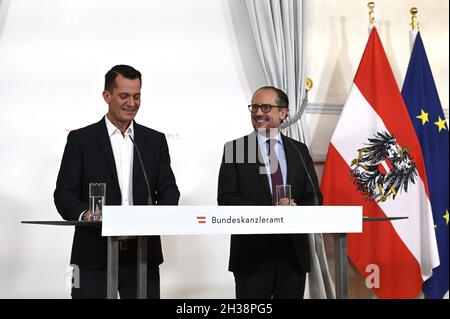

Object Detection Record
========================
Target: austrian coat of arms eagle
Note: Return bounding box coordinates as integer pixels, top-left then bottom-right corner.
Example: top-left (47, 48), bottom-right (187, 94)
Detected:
top-left (350, 131), bottom-right (418, 202)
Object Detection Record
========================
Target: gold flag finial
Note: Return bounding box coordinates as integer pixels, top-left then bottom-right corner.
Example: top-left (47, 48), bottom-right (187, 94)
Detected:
top-left (410, 7), bottom-right (419, 30)
top-left (368, 2), bottom-right (375, 25)
top-left (306, 77), bottom-right (313, 91)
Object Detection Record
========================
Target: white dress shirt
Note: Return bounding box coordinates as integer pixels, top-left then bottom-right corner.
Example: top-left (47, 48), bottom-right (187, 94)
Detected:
top-left (105, 115), bottom-right (134, 206)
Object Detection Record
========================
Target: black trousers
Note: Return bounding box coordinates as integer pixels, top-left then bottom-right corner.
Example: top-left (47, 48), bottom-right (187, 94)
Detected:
top-left (71, 241), bottom-right (160, 299)
top-left (233, 237), bottom-right (306, 299)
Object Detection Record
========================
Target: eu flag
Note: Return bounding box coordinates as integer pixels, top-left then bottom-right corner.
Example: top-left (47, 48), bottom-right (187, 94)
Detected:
top-left (401, 32), bottom-right (449, 299)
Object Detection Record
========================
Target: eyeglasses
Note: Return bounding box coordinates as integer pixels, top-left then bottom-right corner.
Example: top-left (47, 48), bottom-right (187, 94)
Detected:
top-left (248, 104), bottom-right (287, 113)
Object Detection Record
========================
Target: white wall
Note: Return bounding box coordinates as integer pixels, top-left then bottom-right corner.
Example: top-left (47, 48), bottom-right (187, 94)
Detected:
top-left (0, 0), bottom-right (262, 298)
top-left (0, 0), bottom-right (447, 298)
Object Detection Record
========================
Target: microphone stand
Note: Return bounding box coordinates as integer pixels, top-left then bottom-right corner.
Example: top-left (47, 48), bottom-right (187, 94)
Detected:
top-left (129, 135), bottom-right (153, 206)
top-left (286, 137), bottom-right (341, 298)
top-left (129, 135), bottom-right (150, 299)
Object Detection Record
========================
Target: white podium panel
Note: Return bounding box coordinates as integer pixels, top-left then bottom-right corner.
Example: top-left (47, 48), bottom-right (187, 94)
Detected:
top-left (102, 205), bottom-right (362, 236)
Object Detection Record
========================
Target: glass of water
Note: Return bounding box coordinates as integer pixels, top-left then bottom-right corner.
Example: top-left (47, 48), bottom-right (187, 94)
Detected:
top-left (276, 184), bottom-right (291, 206)
top-left (89, 183), bottom-right (106, 221)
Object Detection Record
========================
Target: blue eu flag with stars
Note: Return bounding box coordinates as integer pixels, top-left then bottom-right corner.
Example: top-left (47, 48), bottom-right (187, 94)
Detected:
top-left (402, 32), bottom-right (449, 299)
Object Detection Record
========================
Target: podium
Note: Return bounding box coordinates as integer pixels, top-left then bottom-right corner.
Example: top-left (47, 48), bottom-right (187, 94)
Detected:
top-left (23, 205), bottom-right (383, 299)
top-left (102, 205), bottom-right (362, 299)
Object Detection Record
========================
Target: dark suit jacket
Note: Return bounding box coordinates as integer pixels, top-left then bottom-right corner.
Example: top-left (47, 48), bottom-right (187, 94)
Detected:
top-left (217, 131), bottom-right (323, 274)
top-left (54, 117), bottom-right (180, 269)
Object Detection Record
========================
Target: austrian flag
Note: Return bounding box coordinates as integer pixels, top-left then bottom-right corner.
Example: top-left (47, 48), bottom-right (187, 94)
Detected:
top-left (321, 28), bottom-right (439, 298)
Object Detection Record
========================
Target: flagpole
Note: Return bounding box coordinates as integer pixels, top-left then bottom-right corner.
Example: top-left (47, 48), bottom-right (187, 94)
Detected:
top-left (409, 7), bottom-right (419, 51)
top-left (368, 2), bottom-right (376, 34)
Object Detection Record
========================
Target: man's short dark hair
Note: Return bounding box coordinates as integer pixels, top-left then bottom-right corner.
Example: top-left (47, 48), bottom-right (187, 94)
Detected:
top-left (253, 86), bottom-right (289, 109)
top-left (104, 65), bottom-right (142, 92)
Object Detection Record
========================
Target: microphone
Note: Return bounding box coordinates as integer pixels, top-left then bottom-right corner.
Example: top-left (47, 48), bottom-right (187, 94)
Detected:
top-left (286, 137), bottom-right (320, 206)
top-left (129, 135), bottom-right (153, 205)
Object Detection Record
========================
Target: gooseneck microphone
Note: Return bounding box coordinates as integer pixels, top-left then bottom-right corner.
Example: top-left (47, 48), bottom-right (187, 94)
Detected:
top-left (129, 135), bottom-right (153, 206)
top-left (286, 137), bottom-right (320, 206)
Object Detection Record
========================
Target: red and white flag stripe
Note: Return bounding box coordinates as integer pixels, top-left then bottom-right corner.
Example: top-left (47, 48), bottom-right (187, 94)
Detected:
top-left (378, 159), bottom-right (393, 175)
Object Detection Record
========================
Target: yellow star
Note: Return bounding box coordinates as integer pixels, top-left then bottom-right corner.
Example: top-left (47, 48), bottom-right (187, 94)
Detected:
top-left (434, 117), bottom-right (448, 133)
top-left (416, 109), bottom-right (429, 126)
top-left (444, 209), bottom-right (449, 225)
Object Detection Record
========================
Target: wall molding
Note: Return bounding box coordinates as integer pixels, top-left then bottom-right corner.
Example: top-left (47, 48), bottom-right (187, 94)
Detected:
top-left (306, 102), bottom-right (449, 119)
top-left (305, 102), bottom-right (343, 115)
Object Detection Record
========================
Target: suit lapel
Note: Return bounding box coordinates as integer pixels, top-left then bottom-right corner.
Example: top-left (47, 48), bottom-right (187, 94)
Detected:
top-left (96, 117), bottom-right (120, 187)
top-left (132, 121), bottom-right (145, 191)
top-left (281, 134), bottom-right (300, 188)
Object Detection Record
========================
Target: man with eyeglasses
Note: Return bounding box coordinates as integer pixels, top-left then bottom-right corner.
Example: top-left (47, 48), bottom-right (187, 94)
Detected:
top-left (218, 86), bottom-right (322, 299)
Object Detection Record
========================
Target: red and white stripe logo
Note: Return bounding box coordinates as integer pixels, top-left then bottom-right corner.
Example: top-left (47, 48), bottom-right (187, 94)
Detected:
top-left (196, 216), bottom-right (206, 224)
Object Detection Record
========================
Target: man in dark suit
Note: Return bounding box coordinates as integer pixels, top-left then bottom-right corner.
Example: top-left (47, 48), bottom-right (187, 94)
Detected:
top-left (54, 65), bottom-right (180, 298)
top-left (218, 86), bottom-right (322, 299)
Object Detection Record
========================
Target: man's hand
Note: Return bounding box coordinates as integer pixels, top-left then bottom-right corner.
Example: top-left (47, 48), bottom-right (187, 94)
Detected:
top-left (82, 211), bottom-right (91, 221)
top-left (82, 204), bottom-right (101, 221)
top-left (278, 198), bottom-right (297, 206)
